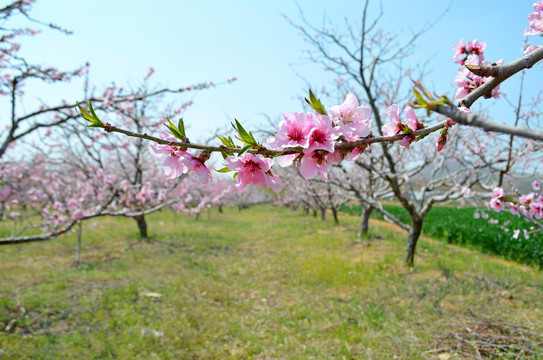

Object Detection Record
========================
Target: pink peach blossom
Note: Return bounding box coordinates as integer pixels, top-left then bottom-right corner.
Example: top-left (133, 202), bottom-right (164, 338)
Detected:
top-left (305, 114), bottom-right (340, 153)
top-left (382, 104), bottom-right (403, 136)
top-left (300, 151), bottom-right (329, 182)
top-left (181, 155), bottom-right (212, 184)
top-left (149, 131), bottom-right (189, 179)
top-left (224, 153), bottom-right (281, 192)
top-left (490, 187), bottom-right (504, 199)
top-left (328, 93), bottom-right (372, 139)
top-left (382, 105), bottom-right (418, 148)
top-left (268, 112), bottom-right (313, 149)
top-left (524, 1), bottom-right (543, 35)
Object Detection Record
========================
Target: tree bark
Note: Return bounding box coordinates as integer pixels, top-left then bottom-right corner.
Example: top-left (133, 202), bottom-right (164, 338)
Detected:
top-left (405, 217), bottom-right (423, 267)
top-left (133, 214), bottom-right (148, 238)
top-left (331, 206), bottom-right (339, 225)
top-left (75, 220), bottom-right (82, 269)
top-left (0, 201), bottom-right (5, 221)
top-left (357, 205), bottom-right (373, 238)
top-left (320, 207), bottom-right (326, 221)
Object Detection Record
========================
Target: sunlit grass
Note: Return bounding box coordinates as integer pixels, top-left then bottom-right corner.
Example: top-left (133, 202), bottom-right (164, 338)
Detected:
top-left (0, 206), bottom-right (542, 359)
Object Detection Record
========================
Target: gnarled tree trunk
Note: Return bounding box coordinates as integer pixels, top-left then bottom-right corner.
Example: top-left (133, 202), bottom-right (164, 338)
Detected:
top-left (357, 205), bottom-right (373, 238)
top-left (405, 216), bottom-right (423, 267)
top-left (0, 201), bottom-right (5, 221)
top-left (331, 206), bottom-right (339, 225)
top-left (320, 207), bottom-right (326, 221)
top-left (133, 214), bottom-right (148, 238)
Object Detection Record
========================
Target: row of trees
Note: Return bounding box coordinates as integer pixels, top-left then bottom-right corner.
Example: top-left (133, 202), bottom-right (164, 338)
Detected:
top-left (1, 0), bottom-right (542, 267)
top-left (0, 1), bottom-right (262, 249)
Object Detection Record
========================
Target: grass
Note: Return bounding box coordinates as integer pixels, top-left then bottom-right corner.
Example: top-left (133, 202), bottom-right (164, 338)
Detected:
top-left (342, 204), bottom-right (543, 269)
top-left (0, 206), bottom-right (542, 359)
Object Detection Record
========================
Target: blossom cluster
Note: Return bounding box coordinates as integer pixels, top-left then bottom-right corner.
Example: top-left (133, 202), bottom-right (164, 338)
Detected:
top-left (524, 0), bottom-right (543, 36)
top-left (149, 131), bottom-right (212, 184)
top-left (382, 104), bottom-right (423, 148)
top-left (453, 39), bottom-right (503, 101)
top-left (489, 182), bottom-right (543, 220)
top-left (146, 92), bottom-right (436, 193)
top-left (254, 93), bottom-right (373, 188)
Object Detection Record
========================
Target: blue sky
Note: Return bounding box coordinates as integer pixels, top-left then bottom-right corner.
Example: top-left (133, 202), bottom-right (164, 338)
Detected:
top-left (8, 0), bottom-right (542, 141)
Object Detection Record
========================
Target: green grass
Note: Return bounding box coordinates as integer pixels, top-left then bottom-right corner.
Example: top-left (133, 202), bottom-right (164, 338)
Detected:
top-left (342, 204), bottom-right (543, 269)
top-left (0, 206), bottom-right (542, 359)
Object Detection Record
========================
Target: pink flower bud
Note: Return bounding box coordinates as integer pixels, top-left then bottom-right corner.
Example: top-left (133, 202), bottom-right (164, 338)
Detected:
top-left (436, 132), bottom-right (447, 152)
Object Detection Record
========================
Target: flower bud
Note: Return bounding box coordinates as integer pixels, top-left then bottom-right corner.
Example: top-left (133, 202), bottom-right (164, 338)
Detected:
top-left (436, 132), bottom-right (447, 152)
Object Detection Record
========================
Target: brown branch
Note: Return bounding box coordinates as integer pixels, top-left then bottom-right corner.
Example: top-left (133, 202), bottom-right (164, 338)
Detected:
top-left (0, 193), bottom-right (117, 245)
top-left (459, 46), bottom-right (543, 108)
top-left (100, 119), bottom-right (450, 157)
top-left (433, 105), bottom-right (543, 142)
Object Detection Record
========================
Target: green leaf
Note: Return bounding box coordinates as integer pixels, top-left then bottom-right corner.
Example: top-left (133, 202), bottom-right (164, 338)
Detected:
top-left (304, 89), bottom-right (327, 115)
top-left (217, 135), bottom-right (234, 148)
top-left (164, 118), bottom-right (185, 141)
top-left (77, 102), bottom-right (104, 127)
top-left (88, 102), bottom-right (100, 122)
top-left (77, 103), bottom-right (92, 121)
top-left (401, 124), bottom-right (414, 135)
top-left (432, 95), bottom-right (451, 107)
top-left (233, 172), bottom-right (238, 179)
top-left (164, 124), bottom-right (177, 134)
top-left (413, 89), bottom-right (428, 108)
top-left (238, 144), bottom-right (252, 155)
top-left (177, 118), bottom-right (186, 138)
top-left (215, 167), bottom-right (232, 173)
top-left (165, 126), bottom-right (183, 140)
top-left (233, 119), bottom-right (255, 145)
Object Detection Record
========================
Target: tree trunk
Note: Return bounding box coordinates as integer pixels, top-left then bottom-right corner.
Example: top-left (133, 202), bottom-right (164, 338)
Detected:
top-left (331, 207), bottom-right (339, 225)
top-left (357, 205), bottom-right (373, 238)
top-left (313, 209), bottom-right (317, 217)
top-left (75, 220), bottom-right (82, 269)
top-left (0, 201), bottom-right (6, 221)
top-left (320, 207), bottom-right (326, 221)
top-left (218, 205), bottom-right (223, 213)
top-left (133, 215), bottom-right (148, 238)
top-left (405, 217), bottom-right (423, 267)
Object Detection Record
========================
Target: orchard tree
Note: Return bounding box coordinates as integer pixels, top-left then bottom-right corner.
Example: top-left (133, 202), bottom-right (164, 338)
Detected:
top-left (0, 156), bottom-right (118, 244)
top-left (0, 72), bottom-right (233, 244)
top-left (0, 0), bottom-right (238, 244)
top-left (331, 159), bottom-right (391, 238)
top-left (278, 167), bottom-right (350, 224)
top-left (55, 73), bottom-right (226, 238)
top-left (0, 0), bottom-right (87, 157)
